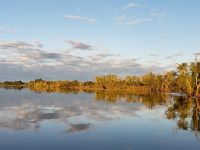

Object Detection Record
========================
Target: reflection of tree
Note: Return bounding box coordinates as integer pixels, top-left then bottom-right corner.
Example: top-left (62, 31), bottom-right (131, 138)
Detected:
top-left (95, 90), bottom-right (167, 109)
top-left (28, 87), bottom-right (169, 109)
top-left (29, 86), bottom-right (80, 94)
top-left (1, 86), bottom-right (24, 90)
top-left (165, 97), bottom-right (200, 140)
top-left (67, 123), bottom-right (91, 133)
top-left (192, 98), bottom-right (200, 141)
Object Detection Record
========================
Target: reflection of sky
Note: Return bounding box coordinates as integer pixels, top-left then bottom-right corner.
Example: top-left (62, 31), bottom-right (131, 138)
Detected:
top-left (0, 89), bottom-right (144, 132)
top-left (0, 89), bottom-right (200, 150)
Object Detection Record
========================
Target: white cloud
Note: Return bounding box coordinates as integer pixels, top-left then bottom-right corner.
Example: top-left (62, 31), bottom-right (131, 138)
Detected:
top-left (0, 40), bottom-right (62, 65)
top-left (115, 3), bottom-right (166, 27)
top-left (122, 2), bottom-right (141, 10)
top-left (114, 16), bottom-right (153, 26)
top-left (149, 8), bottom-right (166, 18)
top-left (63, 15), bottom-right (97, 24)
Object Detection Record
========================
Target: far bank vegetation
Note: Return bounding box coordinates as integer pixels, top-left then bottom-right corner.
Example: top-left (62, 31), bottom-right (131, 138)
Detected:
top-left (0, 57), bottom-right (200, 97)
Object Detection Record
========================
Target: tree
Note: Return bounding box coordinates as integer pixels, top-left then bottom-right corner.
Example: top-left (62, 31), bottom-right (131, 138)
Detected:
top-left (190, 56), bottom-right (200, 96)
top-left (125, 76), bottom-right (141, 86)
top-left (141, 72), bottom-right (159, 91)
top-left (176, 63), bottom-right (193, 95)
top-left (162, 71), bottom-right (177, 91)
top-left (95, 75), bottom-right (118, 89)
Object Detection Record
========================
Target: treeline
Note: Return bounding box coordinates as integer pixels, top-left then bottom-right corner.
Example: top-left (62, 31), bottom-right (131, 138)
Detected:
top-left (28, 78), bottom-right (95, 92)
top-left (0, 81), bottom-right (25, 87)
top-left (0, 58), bottom-right (199, 97)
top-left (95, 58), bottom-right (200, 96)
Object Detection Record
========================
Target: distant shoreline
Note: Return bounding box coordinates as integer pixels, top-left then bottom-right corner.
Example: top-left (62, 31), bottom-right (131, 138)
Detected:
top-left (0, 78), bottom-right (199, 98)
top-left (1, 58), bottom-right (200, 98)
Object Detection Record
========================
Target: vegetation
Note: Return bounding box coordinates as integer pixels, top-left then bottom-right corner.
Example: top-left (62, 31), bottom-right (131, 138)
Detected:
top-left (27, 79), bottom-right (95, 92)
top-left (0, 57), bottom-right (199, 97)
top-left (0, 80), bottom-right (25, 87)
top-left (95, 57), bottom-right (200, 97)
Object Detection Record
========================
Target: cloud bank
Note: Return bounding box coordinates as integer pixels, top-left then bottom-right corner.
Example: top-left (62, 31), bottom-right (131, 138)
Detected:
top-left (0, 40), bottom-right (167, 81)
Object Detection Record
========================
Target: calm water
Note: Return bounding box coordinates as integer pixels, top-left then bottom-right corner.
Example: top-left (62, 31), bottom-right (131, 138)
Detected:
top-left (0, 88), bottom-right (200, 150)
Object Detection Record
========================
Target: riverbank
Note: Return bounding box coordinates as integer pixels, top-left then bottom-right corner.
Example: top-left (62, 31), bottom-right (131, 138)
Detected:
top-left (1, 80), bottom-right (199, 98)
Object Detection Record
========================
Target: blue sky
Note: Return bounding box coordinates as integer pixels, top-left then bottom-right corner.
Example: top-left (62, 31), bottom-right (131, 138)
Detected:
top-left (0, 0), bottom-right (200, 81)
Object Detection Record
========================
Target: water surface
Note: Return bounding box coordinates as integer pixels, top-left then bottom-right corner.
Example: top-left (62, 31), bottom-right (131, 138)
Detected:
top-left (0, 88), bottom-right (199, 150)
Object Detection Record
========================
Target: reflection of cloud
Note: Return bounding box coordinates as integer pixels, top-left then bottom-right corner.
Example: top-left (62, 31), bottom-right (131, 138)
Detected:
top-left (0, 89), bottom-right (147, 132)
top-left (0, 106), bottom-right (63, 131)
top-left (0, 107), bottom-right (40, 131)
top-left (0, 119), bottom-right (39, 131)
top-left (22, 106), bottom-right (62, 119)
top-left (67, 123), bottom-right (91, 133)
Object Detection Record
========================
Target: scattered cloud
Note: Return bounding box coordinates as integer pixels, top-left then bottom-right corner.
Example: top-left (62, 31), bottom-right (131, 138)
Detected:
top-left (65, 40), bottom-right (93, 50)
top-left (0, 40), bottom-right (63, 65)
top-left (0, 41), bottom-right (41, 50)
top-left (122, 2), bottom-right (141, 10)
top-left (63, 15), bottom-right (97, 24)
top-left (165, 53), bottom-right (184, 60)
top-left (149, 8), bottom-right (166, 18)
top-left (115, 3), bottom-right (166, 27)
top-left (114, 16), bottom-right (153, 26)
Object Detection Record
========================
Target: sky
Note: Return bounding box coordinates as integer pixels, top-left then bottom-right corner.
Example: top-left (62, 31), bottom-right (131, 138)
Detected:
top-left (0, 0), bottom-right (200, 81)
